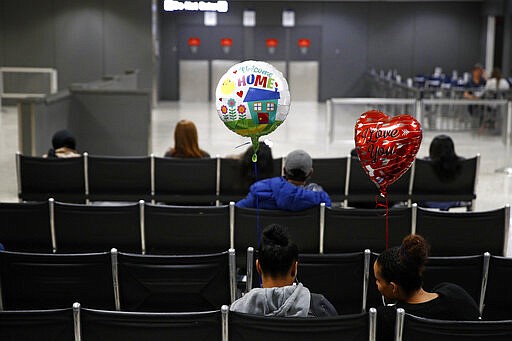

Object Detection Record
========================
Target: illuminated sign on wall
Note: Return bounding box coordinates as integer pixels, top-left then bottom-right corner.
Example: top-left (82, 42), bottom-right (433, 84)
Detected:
top-left (164, 0), bottom-right (228, 12)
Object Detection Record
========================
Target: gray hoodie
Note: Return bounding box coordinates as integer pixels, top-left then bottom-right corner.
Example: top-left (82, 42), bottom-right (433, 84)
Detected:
top-left (230, 283), bottom-right (312, 317)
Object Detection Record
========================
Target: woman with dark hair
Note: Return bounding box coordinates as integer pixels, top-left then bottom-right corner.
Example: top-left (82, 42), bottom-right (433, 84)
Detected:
top-left (240, 141), bottom-right (274, 188)
top-left (374, 235), bottom-right (479, 341)
top-left (44, 129), bottom-right (80, 158)
top-left (230, 224), bottom-right (337, 317)
top-left (165, 120), bottom-right (210, 158)
top-left (420, 135), bottom-right (465, 211)
top-left (428, 134), bottom-right (462, 182)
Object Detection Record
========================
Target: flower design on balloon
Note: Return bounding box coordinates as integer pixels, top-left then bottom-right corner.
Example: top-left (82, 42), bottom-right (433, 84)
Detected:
top-left (237, 105), bottom-right (247, 119)
top-left (221, 105), bottom-right (228, 114)
top-left (227, 98), bottom-right (236, 108)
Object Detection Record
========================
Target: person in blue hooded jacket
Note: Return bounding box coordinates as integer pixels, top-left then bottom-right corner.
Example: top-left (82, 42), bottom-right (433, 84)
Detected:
top-left (236, 149), bottom-right (331, 211)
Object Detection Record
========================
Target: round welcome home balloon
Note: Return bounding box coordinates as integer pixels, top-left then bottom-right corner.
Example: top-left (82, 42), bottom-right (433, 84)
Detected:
top-left (215, 61), bottom-right (290, 156)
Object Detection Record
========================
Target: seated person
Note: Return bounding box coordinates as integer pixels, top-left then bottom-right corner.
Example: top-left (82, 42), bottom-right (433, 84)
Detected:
top-left (236, 149), bottom-right (331, 211)
top-left (374, 234), bottom-right (479, 341)
top-left (165, 119), bottom-right (210, 158)
top-left (44, 129), bottom-right (80, 158)
top-left (420, 135), bottom-right (464, 211)
top-left (463, 63), bottom-right (486, 99)
top-left (239, 142), bottom-right (275, 189)
top-left (485, 67), bottom-right (510, 93)
top-left (230, 224), bottom-right (337, 317)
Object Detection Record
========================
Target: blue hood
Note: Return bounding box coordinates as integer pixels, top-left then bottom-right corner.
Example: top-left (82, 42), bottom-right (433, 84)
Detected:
top-left (236, 177), bottom-right (331, 211)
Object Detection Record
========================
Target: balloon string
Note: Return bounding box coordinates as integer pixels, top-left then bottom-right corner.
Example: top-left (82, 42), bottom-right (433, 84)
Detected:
top-left (375, 192), bottom-right (390, 249)
top-left (254, 159), bottom-right (262, 288)
top-left (254, 160), bottom-right (260, 248)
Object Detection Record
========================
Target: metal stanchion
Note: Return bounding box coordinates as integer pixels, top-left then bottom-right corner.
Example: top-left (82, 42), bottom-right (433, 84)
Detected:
top-left (326, 99), bottom-right (333, 144)
top-left (496, 101), bottom-right (512, 174)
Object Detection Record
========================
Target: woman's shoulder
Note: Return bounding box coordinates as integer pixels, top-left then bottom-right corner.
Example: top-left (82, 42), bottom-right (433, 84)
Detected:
top-left (433, 282), bottom-right (473, 299)
top-left (433, 282), bottom-right (480, 315)
top-left (200, 150), bottom-right (211, 158)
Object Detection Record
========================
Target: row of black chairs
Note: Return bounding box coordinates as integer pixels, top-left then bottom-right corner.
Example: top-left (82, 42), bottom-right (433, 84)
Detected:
top-left (16, 153), bottom-right (479, 207)
top-left (4, 303), bottom-right (512, 341)
top-left (0, 248), bottom-right (236, 312)
top-left (394, 308), bottom-right (512, 341)
top-left (1, 248), bottom-right (511, 320)
top-left (0, 303), bottom-right (379, 341)
top-left (0, 201), bottom-right (508, 263)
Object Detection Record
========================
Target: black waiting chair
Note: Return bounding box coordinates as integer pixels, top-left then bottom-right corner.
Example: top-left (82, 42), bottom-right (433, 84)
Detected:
top-left (324, 206), bottom-right (412, 253)
top-left (395, 309), bottom-right (512, 341)
top-left (78, 305), bottom-right (221, 341)
top-left (0, 201), bottom-right (52, 252)
top-left (116, 250), bottom-right (235, 312)
top-left (234, 206), bottom-right (321, 268)
top-left (228, 309), bottom-right (375, 341)
top-left (54, 201), bottom-right (141, 253)
top-left (308, 157), bottom-right (348, 202)
top-left (297, 251), bottom-right (371, 315)
top-left (346, 157), bottom-right (411, 207)
top-left (153, 157), bottom-right (217, 204)
top-left (0, 307), bottom-right (74, 341)
top-left (482, 256), bottom-right (512, 320)
top-left (0, 251), bottom-right (115, 310)
top-left (415, 205), bottom-right (509, 256)
top-left (87, 155), bottom-right (151, 202)
top-left (218, 158), bottom-right (282, 203)
top-left (17, 153), bottom-right (85, 203)
top-left (218, 158), bottom-right (248, 203)
top-left (411, 156), bottom-right (479, 211)
top-left (143, 203), bottom-right (231, 254)
top-left (422, 254), bottom-right (488, 309)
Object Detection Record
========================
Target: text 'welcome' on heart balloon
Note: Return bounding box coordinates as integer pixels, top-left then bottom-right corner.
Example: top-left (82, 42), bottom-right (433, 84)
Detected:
top-left (354, 110), bottom-right (422, 195)
top-left (215, 61), bottom-right (291, 154)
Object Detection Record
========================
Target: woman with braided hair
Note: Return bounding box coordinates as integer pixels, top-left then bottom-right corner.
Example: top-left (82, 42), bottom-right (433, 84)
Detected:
top-left (374, 235), bottom-right (479, 340)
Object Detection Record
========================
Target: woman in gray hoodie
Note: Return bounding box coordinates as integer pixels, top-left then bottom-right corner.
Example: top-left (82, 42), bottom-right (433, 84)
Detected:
top-left (230, 224), bottom-right (337, 317)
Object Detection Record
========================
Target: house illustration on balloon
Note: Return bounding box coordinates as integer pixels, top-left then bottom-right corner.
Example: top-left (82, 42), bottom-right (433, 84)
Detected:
top-left (243, 87), bottom-right (280, 125)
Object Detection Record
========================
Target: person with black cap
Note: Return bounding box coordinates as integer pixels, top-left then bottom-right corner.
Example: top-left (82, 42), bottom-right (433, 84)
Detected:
top-left (236, 149), bottom-right (331, 211)
top-left (44, 129), bottom-right (80, 158)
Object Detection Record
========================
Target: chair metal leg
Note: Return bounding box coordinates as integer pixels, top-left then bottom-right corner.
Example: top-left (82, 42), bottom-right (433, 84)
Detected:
top-left (110, 248), bottom-right (121, 311)
top-left (319, 203), bottom-right (325, 254)
top-left (229, 202), bottom-right (235, 249)
top-left (411, 203), bottom-right (418, 235)
top-left (229, 248), bottom-right (236, 303)
top-left (150, 154), bottom-right (155, 204)
top-left (504, 204), bottom-right (511, 257)
top-left (479, 252), bottom-right (491, 317)
top-left (139, 200), bottom-right (146, 255)
top-left (216, 156), bottom-right (221, 206)
top-left (16, 152), bottom-right (22, 201)
top-left (83, 152), bottom-right (90, 205)
top-left (246, 247), bottom-right (254, 293)
top-left (221, 305), bottom-right (229, 341)
top-left (362, 249), bottom-right (371, 312)
top-left (73, 302), bottom-right (81, 341)
top-left (344, 154), bottom-right (351, 208)
top-left (49, 198), bottom-right (56, 253)
top-left (369, 307), bottom-right (377, 341)
top-left (394, 308), bottom-right (405, 341)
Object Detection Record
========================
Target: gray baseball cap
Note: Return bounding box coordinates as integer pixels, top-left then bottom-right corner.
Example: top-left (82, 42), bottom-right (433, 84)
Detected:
top-left (284, 149), bottom-right (313, 175)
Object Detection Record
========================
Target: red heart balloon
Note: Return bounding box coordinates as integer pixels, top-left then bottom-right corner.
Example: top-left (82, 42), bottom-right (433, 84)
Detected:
top-left (354, 110), bottom-right (422, 195)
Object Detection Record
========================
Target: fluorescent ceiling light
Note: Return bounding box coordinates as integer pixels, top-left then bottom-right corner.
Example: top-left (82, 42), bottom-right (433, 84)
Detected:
top-left (164, 0), bottom-right (228, 13)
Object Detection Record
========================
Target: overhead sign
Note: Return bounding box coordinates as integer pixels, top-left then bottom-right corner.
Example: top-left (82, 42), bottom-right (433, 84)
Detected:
top-left (164, 0), bottom-right (228, 12)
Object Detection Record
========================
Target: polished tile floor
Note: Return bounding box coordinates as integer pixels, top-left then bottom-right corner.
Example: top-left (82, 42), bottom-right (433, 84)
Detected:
top-left (2, 101), bottom-right (512, 254)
